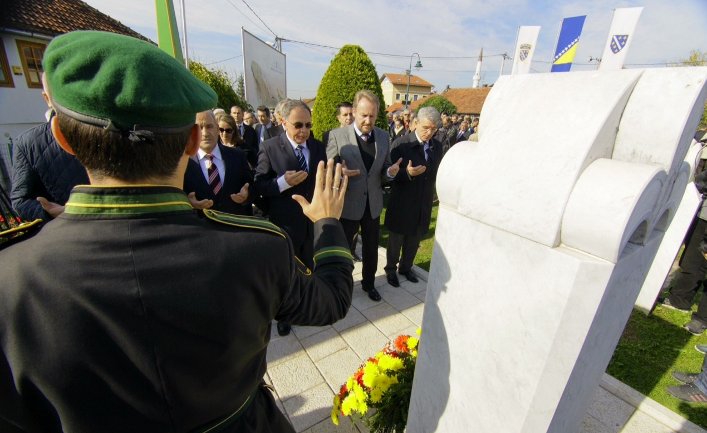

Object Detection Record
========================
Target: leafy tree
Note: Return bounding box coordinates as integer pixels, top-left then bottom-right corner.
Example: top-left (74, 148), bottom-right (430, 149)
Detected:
top-left (312, 45), bottom-right (387, 141)
top-left (188, 61), bottom-right (248, 110)
top-left (680, 50), bottom-right (707, 128)
top-left (417, 95), bottom-right (457, 115)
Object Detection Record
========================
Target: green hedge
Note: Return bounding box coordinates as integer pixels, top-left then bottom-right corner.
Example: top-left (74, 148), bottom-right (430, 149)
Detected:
top-left (417, 95), bottom-right (457, 115)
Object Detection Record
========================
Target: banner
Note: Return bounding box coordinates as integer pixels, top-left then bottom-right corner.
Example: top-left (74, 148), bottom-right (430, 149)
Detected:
top-left (511, 26), bottom-right (541, 75)
top-left (155, 0), bottom-right (184, 64)
top-left (551, 15), bottom-right (586, 72)
top-left (599, 7), bottom-right (643, 70)
top-left (242, 28), bottom-right (286, 109)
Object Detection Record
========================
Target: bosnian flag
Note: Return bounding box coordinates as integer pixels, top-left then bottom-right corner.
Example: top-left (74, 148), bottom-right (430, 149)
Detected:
top-left (599, 7), bottom-right (643, 70)
top-left (551, 15), bottom-right (586, 72)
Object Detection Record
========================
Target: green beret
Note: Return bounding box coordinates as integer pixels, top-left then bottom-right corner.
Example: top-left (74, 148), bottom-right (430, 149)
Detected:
top-left (43, 30), bottom-right (217, 131)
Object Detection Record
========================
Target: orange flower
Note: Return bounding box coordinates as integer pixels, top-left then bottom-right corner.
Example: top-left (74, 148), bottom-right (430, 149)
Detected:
top-left (394, 335), bottom-right (410, 353)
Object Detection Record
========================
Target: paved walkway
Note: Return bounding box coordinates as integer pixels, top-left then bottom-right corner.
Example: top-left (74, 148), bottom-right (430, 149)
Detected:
top-left (264, 247), bottom-right (707, 433)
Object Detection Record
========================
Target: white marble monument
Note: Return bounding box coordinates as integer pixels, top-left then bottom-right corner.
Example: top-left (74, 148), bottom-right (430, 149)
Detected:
top-left (407, 68), bottom-right (707, 433)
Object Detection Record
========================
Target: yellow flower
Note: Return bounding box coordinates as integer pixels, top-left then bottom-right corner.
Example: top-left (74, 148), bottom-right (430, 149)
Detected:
top-left (362, 361), bottom-right (381, 388)
top-left (378, 353), bottom-right (404, 372)
top-left (369, 374), bottom-right (399, 403)
top-left (407, 337), bottom-right (419, 351)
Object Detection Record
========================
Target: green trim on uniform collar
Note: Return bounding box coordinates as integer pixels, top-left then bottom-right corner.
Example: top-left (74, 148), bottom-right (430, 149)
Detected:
top-left (64, 186), bottom-right (193, 217)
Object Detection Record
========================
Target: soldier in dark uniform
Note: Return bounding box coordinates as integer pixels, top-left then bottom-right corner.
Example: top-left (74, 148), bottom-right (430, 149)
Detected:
top-left (0, 31), bottom-right (353, 433)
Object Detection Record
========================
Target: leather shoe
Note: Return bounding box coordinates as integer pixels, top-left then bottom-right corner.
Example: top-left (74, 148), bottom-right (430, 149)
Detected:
top-left (386, 271), bottom-right (400, 287)
top-left (362, 285), bottom-right (382, 302)
top-left (277, 322), bottom-right (291, 336)
top-left (399, 269), bottom-right (419, 283)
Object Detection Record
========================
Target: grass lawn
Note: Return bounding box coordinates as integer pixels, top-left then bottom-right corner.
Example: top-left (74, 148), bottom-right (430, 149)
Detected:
top-left (379, 200), bottom-right (707, 428)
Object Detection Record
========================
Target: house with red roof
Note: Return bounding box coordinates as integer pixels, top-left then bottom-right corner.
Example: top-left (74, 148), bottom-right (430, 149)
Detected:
top-left (380, 73), bottom-right (433, 108)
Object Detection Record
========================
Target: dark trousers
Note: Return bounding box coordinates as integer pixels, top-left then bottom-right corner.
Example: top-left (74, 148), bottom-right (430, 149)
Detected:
top-left (341, 202), bottom-right (379, 288)
top-left (385, 230), bottom-right (421, 274)
top-left (669, 217), bottom-right (707, 322)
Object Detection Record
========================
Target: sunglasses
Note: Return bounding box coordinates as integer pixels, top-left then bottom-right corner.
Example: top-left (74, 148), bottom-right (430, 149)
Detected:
top-left (292, 122), bottom-right (312, 129)
top-left (219, 128), bottom-right (233, 133)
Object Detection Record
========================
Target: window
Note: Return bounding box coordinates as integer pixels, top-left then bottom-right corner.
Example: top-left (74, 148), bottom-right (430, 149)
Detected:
top-left (395, 93), bottom-right (400, 100)
top-left (0, 39), bottom-right (13, 88)
top-left (413, 94), bottom-right (419, 101)
top-left (16, 40), bottom-right (46, 89)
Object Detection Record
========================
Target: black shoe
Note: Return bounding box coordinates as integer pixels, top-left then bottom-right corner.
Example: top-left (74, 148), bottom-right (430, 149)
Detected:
top-left (399, 269), bottom-right (419, 283)
top-left (362, 284), bottom-right (382, 302)
top-left (386, 271), bottom-right (400, 287)
top-left (277, 322), bottom-right (291, 336)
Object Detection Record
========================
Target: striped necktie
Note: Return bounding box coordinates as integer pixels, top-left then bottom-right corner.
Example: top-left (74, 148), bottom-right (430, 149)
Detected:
top-left (295, 145), bottom-right (308, 172)
top-left (424, 142), bottom-right (432, 162)
top-left (205, 154), bottom-right (222, 195)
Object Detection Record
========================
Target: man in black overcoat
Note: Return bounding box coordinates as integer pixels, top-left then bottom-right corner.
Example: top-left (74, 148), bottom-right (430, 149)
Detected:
top-left (384, 107), bottom-right (444, 287)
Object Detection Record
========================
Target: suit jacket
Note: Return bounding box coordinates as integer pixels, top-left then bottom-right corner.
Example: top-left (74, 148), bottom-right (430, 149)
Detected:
top-left (255, 123), bottom-right (281, 144)
top-left (238, 123), bottom-right (259, 167)
top-left (326, 125), bottom-right (391, 220)
top-left (453, 128), bottom-right (471, 143)
top-left (254, 134), bottom-right (326, 260)
top-left (385, 134), bottom-right (444, 236)
top-left (183, 143), bottom-right (253, 215)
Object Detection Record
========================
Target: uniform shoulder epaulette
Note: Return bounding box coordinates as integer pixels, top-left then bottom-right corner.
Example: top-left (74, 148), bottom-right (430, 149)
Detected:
top-left (203, 209), bottom-right (286, 238)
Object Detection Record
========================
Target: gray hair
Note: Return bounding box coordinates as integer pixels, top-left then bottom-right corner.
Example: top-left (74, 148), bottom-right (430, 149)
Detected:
top-left (417, 106), bottom-right (441, 126)
top-left (281, 99), bottom-right (311, 119)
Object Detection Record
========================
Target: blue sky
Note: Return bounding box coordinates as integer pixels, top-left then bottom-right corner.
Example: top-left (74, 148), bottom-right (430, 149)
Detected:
top-left (83, 0), bottom-right (707, 100)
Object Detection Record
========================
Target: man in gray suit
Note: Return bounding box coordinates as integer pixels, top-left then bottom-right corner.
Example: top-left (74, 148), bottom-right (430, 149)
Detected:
top-left (326, 90), bottom-right (402, 301)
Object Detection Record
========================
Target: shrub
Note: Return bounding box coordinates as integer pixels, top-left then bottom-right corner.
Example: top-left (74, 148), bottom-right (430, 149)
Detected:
top-left (188, 61), bottom-right (250, 111)
top-left (417, 95), bottom-right (457, 115)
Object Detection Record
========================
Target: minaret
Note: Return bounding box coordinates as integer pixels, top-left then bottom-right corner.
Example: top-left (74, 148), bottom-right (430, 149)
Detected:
top-left (472, 48), bottom-right (483, 88)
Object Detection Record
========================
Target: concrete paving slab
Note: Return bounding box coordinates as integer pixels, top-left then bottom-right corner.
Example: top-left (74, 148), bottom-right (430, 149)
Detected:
top-left (400, 303), bottom-right (425, 327)
top-left (267, 330), bottom-right (306, 367)
top-left (269, 353), bottom-right (324, 400)
top-left (293, 325), bottom-right (332, 340)
top-left (331, 306), bottom-right (367, 332)
top-left (316, 347), bottom-right (363, 392)
top-left (622, 411), bottom-right (676, 433)
top-left (580, 414), bottom-right (614, 433)
top-left (387, 324), bottom-right (419, 341)
top-left (283, 382), bottom-right (336, 432)
top-left (359, 302), bottom-right (416, 337)
top-left (301, 327), bottom-right (348, 362)
top-left (301, 417), bottom-right (361, 433)
top-left (339, 322), bottom-right (389, 360)
top-left (587, 385), bottom-right (634, 430)
top-left (380, 286), bottom-right (422, 311)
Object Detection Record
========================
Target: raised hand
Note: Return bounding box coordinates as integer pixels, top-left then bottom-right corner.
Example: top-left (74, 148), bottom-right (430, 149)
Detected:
top-left (37, 197), bottom-right (64, 218)
top-left (406, 160), bottom-right (427, 177)
top-left (284, 170), bottom-right (308, 186)
top-left (230, 183), bottom-right (249, 204)
top-left (341, 160), bottom-right (360, 177)
top-left (187, 192), bottom-right (213, 210)
top-left (292, 159), bottom-right (349, 222)
top-left (388, 157), bottom-right (403, 177)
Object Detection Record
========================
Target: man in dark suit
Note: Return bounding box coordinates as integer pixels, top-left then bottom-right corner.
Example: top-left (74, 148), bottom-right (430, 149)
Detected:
top-left (255, 99), bottom-right (327, 335)
top-left (322, 102), bottom-right (354, 146)
top-left (384, 107), bottom-right (445, 287)
top-left (327, 90), bottom-right (403, 301)
top-left (230, 105), bottom-right (259, 166)
top-left (255, 106), bottom-right (280, 144)
top-left (184, 110), bottom-right (252, 215)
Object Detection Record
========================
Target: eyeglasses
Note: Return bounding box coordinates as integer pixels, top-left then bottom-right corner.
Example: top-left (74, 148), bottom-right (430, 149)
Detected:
top-left (219, 128), bottom-right (233, 133)
top-left (292, 122), bottom-right (313, 129)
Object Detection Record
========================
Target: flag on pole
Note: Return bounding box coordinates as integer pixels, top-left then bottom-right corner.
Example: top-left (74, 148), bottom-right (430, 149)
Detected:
top-left (599, 7), bottom-right (643, 70)
top-left (155, 0), bottom-right (184, 64)
top-left (551, 15), bottom-right (586, 72)
top-left (511, 26), bottom-right (541, 75)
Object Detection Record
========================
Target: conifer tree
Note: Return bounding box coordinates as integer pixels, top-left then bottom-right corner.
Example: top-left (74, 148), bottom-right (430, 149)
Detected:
top-left (312, 45), bottom-right (387, 141)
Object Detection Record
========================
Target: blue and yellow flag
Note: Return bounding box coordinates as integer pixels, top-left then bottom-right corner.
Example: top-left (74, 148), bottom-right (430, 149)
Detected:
top-left (551, 15), bottom-right (586, 72)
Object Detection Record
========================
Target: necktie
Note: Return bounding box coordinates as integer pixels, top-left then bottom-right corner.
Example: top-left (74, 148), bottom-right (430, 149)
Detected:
top-left (295, 145), bottom-right (308, 172)
top-left (205, 154), bottom-right (222, 195)
top-left (361, 134), bottom-right (369, 142)
top-left (424, 142), bottom-right (432, 162)
top-left (240, 124), bottom-right (244, 136)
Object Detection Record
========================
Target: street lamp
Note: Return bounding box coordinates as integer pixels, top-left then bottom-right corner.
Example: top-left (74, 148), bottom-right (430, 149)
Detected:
top-left (405, 53), bottom-right (423, 109)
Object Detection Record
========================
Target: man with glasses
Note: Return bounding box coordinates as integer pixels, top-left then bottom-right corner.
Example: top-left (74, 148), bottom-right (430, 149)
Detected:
top-left (255, 99), bottom-right (326, 335)
top-left (384, 107), bottom-right (444, 288)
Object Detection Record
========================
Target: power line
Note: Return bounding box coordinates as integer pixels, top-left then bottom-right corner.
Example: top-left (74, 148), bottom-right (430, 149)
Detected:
top-left (221, 0), bottom-right (270, 36)
top-left (205, 55), bottom-right (243, 66)
top-left (241, 0), bottom-right (278, 38)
